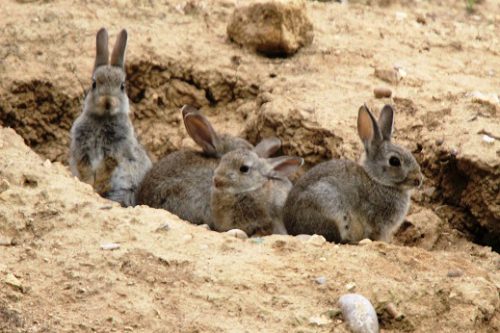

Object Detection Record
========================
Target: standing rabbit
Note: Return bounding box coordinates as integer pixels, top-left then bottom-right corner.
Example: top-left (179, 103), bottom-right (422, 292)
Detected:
top-left (284, 104), bottom-right (423, 243)
top-left (136, 105), bottom-right (282, 228)
top-left (211, 149), bottom-right (303, 237)
top-left (70, 28), bottom-right (151, 207)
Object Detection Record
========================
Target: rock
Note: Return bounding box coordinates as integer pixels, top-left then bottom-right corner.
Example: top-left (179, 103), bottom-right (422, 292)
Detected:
top-left (307, 234), bottom-right (326, 246)
top-left (227, 0), bottom-right (314, 57)
top-left (373, 87), bottom-right (392, 99)
top-left (447, 269), bottom-right (464, 278)
top-left (470, 91), bottom-right (499, 105)
top-left (358, 239), bottom-right (372, 246)
top-left (226, 229), bottom-right (249, 239)
top-left (346, 282), bottom-right (356, 291)
top-left (309, 314), bottom-right (332, 326)
top-left (0, 235), bottom-right (13, 246)
top-left (374, 68), bottom-right (399, 84)
top-left (100, 243), bottom-right (121, 250)
top-left (4, 273), bottom-right (25, 293)
top-left (198, 224), bottom-right (211, 230)
top-left (315, 276), bottom-right (327, 285)
top-left (295, 234), bottom-right (312, 241)
top-left (338, 294), bottom-right (379, 333)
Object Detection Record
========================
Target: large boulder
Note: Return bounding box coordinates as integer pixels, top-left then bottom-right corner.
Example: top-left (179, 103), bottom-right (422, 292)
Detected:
top-left (227, 0), bottom-right (314, 57)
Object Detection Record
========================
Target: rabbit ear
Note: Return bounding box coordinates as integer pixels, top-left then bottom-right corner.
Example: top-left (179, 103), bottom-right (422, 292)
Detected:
top-left (181, 104), bottom-right (200, 119)
top-left (378, 104), bottom-right (394, 141)
top-left (254, 137), bottom-right (282, 158)
top-left (110, 29), bottom-right (127, 68)
top-left (183, 112), bottom-right (221, 156)
top-left (94, 28), bottom-right (109, 71)
top-left (357, 104), bottom-right (382, 150)
top-left (267, 156), bottom-right (304, 178)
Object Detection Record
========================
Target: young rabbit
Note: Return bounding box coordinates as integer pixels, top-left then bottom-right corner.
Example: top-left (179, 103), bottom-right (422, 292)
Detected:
top-left (136, 105), bottom-right (282, 227)
top-left (284, 104), bottom-right (423, 243)
top-left (211, 149), bottom-right (303, 237)
top-left (70, 28), bottom-right (152, 207)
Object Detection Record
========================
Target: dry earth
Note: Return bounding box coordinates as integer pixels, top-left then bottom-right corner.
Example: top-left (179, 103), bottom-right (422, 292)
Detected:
top-left (0, 0), bottom-right (499, 332)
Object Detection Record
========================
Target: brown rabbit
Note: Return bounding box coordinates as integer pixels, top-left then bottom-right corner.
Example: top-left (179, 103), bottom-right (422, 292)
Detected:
top-left (136, 105), bottom-right (282, 228)
top-left (211, 149), bottom-right (303, 237)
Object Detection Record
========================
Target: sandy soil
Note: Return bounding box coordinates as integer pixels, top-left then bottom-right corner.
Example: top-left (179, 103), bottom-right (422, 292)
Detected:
top-left (0, 0), bottom-right (499, 332)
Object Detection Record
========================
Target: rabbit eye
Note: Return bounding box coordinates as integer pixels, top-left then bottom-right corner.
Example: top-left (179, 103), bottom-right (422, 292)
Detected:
top-left (92, 80), bottom-right (97, 90)
top-left (389, 156), bottom-right (401, 167)
top-left (120, 82), bottom-right (126, 91)
top-left (239, 165), bottom-right (250, 173)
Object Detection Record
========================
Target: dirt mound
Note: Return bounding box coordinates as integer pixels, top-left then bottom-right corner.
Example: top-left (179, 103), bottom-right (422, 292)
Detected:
top-left (0, 127), bottom-right (499, 332)
top-left (0, 0), bottom-right (499, 331)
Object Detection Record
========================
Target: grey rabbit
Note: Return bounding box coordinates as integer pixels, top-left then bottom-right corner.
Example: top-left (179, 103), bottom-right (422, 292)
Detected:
top-left (136, 105), bottom-right (282, 228)
top-left (70, 28), bottom-right (152, 207)
top-left (211, 149), bottom-right (303, 237)
top-left (284, 104), bottom-right (423, 243)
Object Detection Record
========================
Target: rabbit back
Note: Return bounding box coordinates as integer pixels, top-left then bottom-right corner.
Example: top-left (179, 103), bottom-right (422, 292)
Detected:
top-left (136, 150), bottom-right (219, 226)
top-left (284, 159), bottom-right (410, 243)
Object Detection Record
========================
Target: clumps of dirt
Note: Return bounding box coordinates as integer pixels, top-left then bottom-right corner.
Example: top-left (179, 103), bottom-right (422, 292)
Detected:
top-left (0, 80), bottom-right (80, 162)
top-left (227, 0), bottom-right (314, 57)
top-left (418, 143), bottom-right (500, 251)
top-left (244, 97), bottom-right (343, 166)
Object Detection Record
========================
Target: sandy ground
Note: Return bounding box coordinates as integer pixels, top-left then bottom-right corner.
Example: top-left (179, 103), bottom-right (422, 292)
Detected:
top-left (0, 0), bottom-right (499, 332)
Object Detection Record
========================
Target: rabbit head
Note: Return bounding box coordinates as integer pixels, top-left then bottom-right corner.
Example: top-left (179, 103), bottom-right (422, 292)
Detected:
top-left (357, 104), bottom-right (423, 190)
top-left (85, 28), bottom-right (129, 117)
top-left (212, 148), bottom-right (303, 194)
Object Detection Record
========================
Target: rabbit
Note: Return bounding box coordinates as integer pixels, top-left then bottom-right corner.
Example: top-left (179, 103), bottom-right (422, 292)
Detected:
top-left (70, 28), bottom-right (152, 207)
top-left (136, 105), bottom-right (282, 228)
top-left (284, 104), bottom-right (423, 243)
top-left (211, 148), bottom-right (303, 237)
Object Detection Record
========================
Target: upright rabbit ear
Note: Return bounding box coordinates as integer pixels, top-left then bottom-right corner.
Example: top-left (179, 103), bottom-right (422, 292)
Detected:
top-left (254, 137), bottom-right (282, 158)
top-left (94, 28), bottom-right (109, 72)
top-left (378, 104), bottom-right (394, 141)
top-left (357, 104), bottom-right (382, 150)
top-left (267, 156), bottom-right (304, 178)
top-left (110, 29), bottom-right (127, 68)
top-left (183, 111), bottom-right (221, 156)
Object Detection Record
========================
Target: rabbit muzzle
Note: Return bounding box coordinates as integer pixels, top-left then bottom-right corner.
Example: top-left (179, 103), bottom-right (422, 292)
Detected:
top-left (97, 96), bottom-right (119, 114)
top-left (212, 176), bottom-right (225, 189)
top-left (405, 171), bottom-right (423, 188)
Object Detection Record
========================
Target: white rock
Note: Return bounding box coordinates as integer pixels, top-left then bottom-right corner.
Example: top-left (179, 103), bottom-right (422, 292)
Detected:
top-left (100, 243), bottom-right (121, 250)
top-left (226, 229), bottom-right (248, 239)
top-left (470, 91), bottom-right (499, 105)
top-left (338, 294), bottom-right (380, 333)
top-left (482, 135), bottom-right (495, 144)
top-left (307, 234), bottom-right (326, 246)
top-left (309, 314), bottom-right (332, 326)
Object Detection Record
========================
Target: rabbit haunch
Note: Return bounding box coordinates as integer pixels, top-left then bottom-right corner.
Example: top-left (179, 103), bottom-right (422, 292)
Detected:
top-left (284, 104), bottom-right (423, 243)
top-left (70, 28), bottom-right (151, 207)
top-left (211, 149), bottom-right (303, 237)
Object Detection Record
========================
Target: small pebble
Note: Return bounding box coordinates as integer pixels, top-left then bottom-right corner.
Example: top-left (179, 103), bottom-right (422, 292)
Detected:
top-left (447, 269), bottom-right (464, 278)
top-left (100, 243), bottom-right (120, 250)
top-left (198, 224), bottom-right (211, 230)
top-left (0, 235), bottom-right (13, 246)
top-left (155, 223), bottom-right (170, 232)
top-left (309, 314), bottom-right (332, 326)
top-left (358, 239), bottom-right (372, 246)
top-left (373, 87), bottom-right (392, 99)
top-left (395, 11), bottom-right (407, 21)
top-left (307, 234), bottom-right (326, 246)
top-left (4, 273), bottom-right (24, 292)
top-left (386, 302), bottom-right (404, 320)
top-left (182, 234), bottom-right (194, 242)
top-left (315, 276), bottom-right (327, 285)
top-left (338, 294), bottom-right (379, 333)
top-left (482, 135), bottom-right (495, 144)
top-left (295, 234), bottom-right (312, 241)
top-left (226, 229), bottom-right (248, 239)
top-left (346, 282), bottom-right (357, 291)
top-left (43, 159), bottom-right (52, 168)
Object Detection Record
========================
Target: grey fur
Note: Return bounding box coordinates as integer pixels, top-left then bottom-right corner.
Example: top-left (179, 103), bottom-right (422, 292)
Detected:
top-left (284, 104), bottom-right (423, 243)
top-left (136, 105), bottom-right (282, 227)
top-left (69, 28), bottom-right (152, 207)
top-left (211, 149), bottom-right (303, 236)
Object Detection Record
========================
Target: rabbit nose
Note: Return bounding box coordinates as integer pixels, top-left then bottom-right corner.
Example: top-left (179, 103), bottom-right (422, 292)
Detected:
top-left (213, 176), bottom-right (224, 188)
top-left (99, 96), bottom-right (118, 110)
top-left (411, 173), bottom-right (423, 188)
